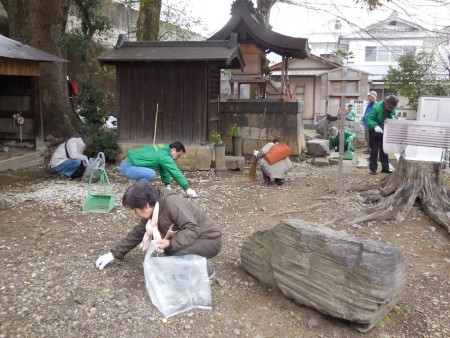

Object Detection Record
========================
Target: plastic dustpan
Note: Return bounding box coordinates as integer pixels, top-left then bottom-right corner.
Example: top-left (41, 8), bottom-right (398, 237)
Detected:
top-left (82, 167), bottom-right (115, 213)
top-left (343, 149), bottom-right (354, 160)
top-left (343, 141), bottom-right (354, 160)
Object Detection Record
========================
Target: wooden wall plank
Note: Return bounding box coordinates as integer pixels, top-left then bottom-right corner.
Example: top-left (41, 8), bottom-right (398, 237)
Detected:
top-left (0, 59), bottom-right (40, 76)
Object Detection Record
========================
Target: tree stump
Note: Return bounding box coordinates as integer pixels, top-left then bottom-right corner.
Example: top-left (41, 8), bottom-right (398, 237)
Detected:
top-left (335, 157), bottom-right (450, 234)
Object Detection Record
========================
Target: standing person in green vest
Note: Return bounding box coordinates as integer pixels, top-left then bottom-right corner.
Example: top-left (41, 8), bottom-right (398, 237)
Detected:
top-left (365, 95), bottom-right (398, 175)
top-left (119, 142), bottom-right (198, 198)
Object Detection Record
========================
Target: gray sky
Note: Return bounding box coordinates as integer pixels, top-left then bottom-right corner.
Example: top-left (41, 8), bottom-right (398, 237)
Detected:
top-left (182, 0), bottom-right (450, 37)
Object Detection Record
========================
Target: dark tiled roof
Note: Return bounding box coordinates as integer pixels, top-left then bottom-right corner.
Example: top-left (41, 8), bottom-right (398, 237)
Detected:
top-left (0, 34), bottom-right (67, 62)
top-left (98, 35), bottom-right (245, 70)
top-left (208, 0), bottom-right (310, 59)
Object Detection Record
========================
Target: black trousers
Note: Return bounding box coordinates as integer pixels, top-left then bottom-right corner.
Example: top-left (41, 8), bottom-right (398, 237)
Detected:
top-left (368, 130), bottom-right (389, 172)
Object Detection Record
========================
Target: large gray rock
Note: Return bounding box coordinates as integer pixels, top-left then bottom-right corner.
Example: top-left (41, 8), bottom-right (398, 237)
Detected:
top-left (306, 139), bottom-right (329, 156)
top-left (240, 219), bottom-right (408, 332)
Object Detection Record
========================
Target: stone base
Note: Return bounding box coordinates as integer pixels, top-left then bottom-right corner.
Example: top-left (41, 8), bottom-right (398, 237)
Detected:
top-left (225, 156), bottom-right (245, 171)
top-left (313, 156), bottom-right (329, 166)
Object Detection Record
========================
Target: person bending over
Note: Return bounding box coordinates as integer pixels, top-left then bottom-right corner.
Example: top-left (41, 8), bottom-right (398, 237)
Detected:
top-left (365, 95), bottom-right (398, 175)
top-left (328, 127), bottom-right (355, 152)
top-left (119, 141), bottom-right (197, 198)
top-left (95, 180), bottom-right (222, 279)
top-left (253, 140), bottom-right (292, 186)
top-left (49, 137), bottom-right (92, 180)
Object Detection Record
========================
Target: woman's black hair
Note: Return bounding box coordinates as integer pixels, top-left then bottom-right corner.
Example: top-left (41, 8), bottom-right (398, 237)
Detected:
top-left (122, 179), bottom-right (160, 209)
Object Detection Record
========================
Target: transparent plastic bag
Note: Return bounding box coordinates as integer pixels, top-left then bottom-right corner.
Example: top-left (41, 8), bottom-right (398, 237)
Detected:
top-left (143, 245), bottom-right (212, 317)
top-left (81, 152), bottom-right (105, 183)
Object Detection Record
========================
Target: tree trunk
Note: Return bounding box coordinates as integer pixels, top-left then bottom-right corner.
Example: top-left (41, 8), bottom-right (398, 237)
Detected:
top-left (256, 0), bottom-right (277, 26)
top-left (3, 0), bottom-right (77, 138)
top-left (137, 0), bottom-right (161, 41)
top-left (334, 157), bottom-right (450, 234)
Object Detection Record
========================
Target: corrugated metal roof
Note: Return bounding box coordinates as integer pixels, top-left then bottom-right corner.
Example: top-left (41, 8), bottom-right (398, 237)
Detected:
top-left (0, 34), bottom-right (67, 62)
top-left (98, 35), bottom-right (244, 70)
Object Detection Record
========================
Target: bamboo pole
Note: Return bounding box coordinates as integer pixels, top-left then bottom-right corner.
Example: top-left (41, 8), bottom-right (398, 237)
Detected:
top-left (153, 103), bottom-right (159, 145)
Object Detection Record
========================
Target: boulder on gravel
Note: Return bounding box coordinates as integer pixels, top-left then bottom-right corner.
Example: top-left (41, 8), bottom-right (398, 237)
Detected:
top-left (306, 139), bottom-right (329, 156)
top-left (240, 219), bottom-right (408, 332)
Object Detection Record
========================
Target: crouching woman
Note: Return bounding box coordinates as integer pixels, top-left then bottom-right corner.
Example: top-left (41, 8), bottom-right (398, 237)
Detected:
top-left (95, 180), bottom-right (222, 279)
top-left (253, 139), bottom-right (292, 186)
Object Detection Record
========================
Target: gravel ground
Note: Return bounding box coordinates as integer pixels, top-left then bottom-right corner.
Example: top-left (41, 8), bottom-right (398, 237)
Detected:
top-left (0, 153), bottom-right (449, 338)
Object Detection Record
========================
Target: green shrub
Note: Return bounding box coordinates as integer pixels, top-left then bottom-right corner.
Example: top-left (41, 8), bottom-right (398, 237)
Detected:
top-left (228, 123), bottom-right (239, 137)
top-left (209, 131), bottom-right (222, 144)
top-left (91, 129), bottom-right (119, 162)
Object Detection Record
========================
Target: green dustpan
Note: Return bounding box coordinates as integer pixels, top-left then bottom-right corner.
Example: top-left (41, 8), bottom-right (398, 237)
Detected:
top-left (82, 167), bottom-right (116, 213)
top-left (343, 141), bottom-right (354, 160)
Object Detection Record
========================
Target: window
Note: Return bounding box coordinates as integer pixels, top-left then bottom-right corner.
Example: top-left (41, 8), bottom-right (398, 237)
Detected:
top-left (377, 46), bottom-right (390, 62)
top-left (364, 46), bottom-right (417, 62)
top-left (365, 47), bottom-right (376, 61)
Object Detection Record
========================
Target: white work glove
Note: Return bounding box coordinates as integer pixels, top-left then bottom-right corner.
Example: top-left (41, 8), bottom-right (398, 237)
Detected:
top-left (374, 125), bottom-right (383, 133)
top-left (253, 150), bottom-right (259, 157)
top-left (185, 188), bottom-right (198, 198)
top-left (165, 184), bottom-right (172, 190)
top-left (95, 252), bottom-right (114, 270)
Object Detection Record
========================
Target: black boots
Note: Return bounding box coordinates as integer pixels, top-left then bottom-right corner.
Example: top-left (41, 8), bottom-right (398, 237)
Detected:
top-left (263, 173), bottom-right (284, 186)
top-left (274, 178), bottom-right (284, 186)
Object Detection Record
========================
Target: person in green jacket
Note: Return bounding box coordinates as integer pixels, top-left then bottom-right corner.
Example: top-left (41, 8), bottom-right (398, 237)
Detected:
top-left (328, 127), bottom-right (355, 152)
top-left (345, 104), bottom-right (355, 121)
top-left (119, 142), bottom-right (198, 198)
top-left (365, 95), bottom-right (398, 175)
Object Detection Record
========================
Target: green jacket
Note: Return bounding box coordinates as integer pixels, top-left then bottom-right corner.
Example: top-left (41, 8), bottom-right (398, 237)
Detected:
top-left (345, 108), bottom-right (355, 121)
top-left (126, 144), bottom-right (189, 189)
top-left (365, 101), bottom-right (397, 131)
top-left (328, 130), bottom-right (354, 151)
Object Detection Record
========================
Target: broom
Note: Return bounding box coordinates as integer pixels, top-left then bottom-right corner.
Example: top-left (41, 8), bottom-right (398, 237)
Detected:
top-left (249, 108), bottom-right (266, 181)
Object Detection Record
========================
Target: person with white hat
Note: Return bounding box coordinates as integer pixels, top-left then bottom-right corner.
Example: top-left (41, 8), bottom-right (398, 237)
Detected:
top-left (361, 91), bottom-right (378, 154)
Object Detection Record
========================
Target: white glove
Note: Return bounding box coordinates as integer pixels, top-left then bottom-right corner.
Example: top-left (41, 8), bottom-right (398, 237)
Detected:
top-left (185, 188), bottom-right (198, 198)
top-left (253, 150), bottom-right (259, 157)
top-left (374, 125), bottom-right (383, 133)
top-left (95, 252), bottom-right (114, 270)
top-left (165, 184), bottom-right (172, 190)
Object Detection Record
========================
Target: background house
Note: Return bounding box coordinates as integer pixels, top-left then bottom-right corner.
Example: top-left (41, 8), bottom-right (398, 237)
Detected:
top-left (307, 11), bottom-right (450, 120)
top-left (270, 55), bottom-right (370, 123)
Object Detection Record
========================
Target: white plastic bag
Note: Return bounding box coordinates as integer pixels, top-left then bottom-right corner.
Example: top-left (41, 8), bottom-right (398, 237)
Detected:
top-left (143, 246), bottom-right (212, 317)
top-left (81, 152), bottom-right (105, 183)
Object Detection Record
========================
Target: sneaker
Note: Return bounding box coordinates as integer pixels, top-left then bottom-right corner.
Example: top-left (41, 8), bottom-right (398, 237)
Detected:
top-left (57, 172), bottom-right (70, 180)
top-left (370, 171), bottom-right (377, 175)
top-left (207, 261), bottom-right (216, 280)
top-left (363, 149), bottom-right (371, 154)
top-left (380, 169), bottom-right (392, 174)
